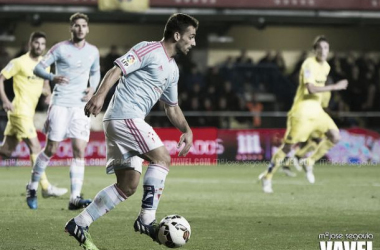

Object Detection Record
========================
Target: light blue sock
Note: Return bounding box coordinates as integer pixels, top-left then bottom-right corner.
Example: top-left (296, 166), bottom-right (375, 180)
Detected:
top-left (29, 151), bottom-right (51, 190)
top-left (75, 184), bottom-right (127, 227)
top-left (140, 164), bottom-right (169, 224)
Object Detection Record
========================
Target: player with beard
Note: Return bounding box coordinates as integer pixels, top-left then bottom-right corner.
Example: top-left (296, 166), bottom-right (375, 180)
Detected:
top-left (26, 13), bottom-right (101, 210)
top-left (63, 13), bottom-right (198, 250)
top-left (0, 31), bottom-right (68, 199)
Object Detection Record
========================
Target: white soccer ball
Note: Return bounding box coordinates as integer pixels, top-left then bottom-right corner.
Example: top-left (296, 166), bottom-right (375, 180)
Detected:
top-left (157, 214), bottom-right (191, 248)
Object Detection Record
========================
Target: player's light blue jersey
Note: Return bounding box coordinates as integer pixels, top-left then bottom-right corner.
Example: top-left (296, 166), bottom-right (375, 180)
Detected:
top-left (39, 40), bottom-right (100, 107)
top-left (103, 41), bottom-right (179, 121)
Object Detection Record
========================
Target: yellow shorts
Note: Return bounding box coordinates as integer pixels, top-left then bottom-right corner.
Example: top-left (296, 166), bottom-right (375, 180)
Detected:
top-left (4, 115), bottom-right (37, 141)
top-left (284, 111), bottom-right (338, 144)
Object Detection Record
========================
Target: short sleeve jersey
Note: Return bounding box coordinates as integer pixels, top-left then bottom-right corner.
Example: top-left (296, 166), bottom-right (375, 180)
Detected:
top-left (1, 53), bottom-right (50, 118)
top-left (290, 57), bottom-right (330, 117)
top-left (103, 41), bottom-right (179, 120)
top-left (39, 40), bottom-right (100, 107)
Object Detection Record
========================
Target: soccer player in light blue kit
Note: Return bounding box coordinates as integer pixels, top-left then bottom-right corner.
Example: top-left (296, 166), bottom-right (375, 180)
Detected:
top-left (64, 13), bottom-right (198, 250)
top-left (26, 13), bottom-right (100, 210)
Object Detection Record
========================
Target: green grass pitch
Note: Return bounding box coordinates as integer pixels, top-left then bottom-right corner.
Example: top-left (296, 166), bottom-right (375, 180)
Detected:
top-left (0, 163), bottom-right (379, 250)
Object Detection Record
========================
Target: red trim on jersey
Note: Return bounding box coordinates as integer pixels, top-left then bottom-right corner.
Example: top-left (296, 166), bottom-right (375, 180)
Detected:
top-left (115, 59), bottom-right (127, 76)
top-left (132, 49), bottom-right (142, 62)
top-left (129, 119), bottom-right (150, 153)
top-left (160, 42), bottom-right (172, 61)
top-left (125, 119), bottom-right (148, 153)
top-left (160, 98), bottom-right (178, 106)
top-left (49, 40), bottom-right (68, 53)
top-left (138, 44), bottom-right (161, 58)
top-left (135, 42), bottom-right (159, 55)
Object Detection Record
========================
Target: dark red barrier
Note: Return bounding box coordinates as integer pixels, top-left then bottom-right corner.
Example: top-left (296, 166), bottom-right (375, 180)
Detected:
top-left (1, 127), bottom-right (379, 166)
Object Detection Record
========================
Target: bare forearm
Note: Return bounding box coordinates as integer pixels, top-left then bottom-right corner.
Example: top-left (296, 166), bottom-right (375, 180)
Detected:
top-left (307, 79), bottom-right (348, 94)
top-left (307, 84), bottom-right (336, 94)
top-left (165, 105), bottom-right (191, 133)
top-left (42, 80), bottom-right (51, 96)
top-left (0, 80), bottom-right (10, 103)
top-left (95, 66), bottom-right (121, 98)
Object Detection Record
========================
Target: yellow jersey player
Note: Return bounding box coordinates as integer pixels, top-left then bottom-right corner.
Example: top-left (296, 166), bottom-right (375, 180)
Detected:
top-left (259, 36), bottom-right (348, 193)
top-left (281, 85), bottom-right (333, 175)
top-left (290, 90), bottom-right (332, 171)
top-left (0, 31), bottom-right (67, 198)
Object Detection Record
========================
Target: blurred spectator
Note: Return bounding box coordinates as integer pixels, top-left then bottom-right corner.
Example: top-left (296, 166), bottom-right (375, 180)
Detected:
top-left (258, 50), bottom-right (276, 66)
top-left (0, 43), bottom-right (10, 70)
top-left (205, 66), bottom-right (223, 89)
top-left (220, 81), bottom-right (240, 110)
top-left (245, 93), bottom-right (264, 128)
top-left (103, 45), bottom-right (121, 75)
top-left (235, 49), bottom-right (253, 65)
top-left (274, 51), bottom-right (286, 73)
top-left (185, 65), bottom-right (204, 90)
top-left (14, 41), bottom-right (29, 58)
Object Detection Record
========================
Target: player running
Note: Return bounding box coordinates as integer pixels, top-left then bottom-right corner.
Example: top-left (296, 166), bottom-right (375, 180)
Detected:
top-left (280, 89), bottom-right (333, 176)
top-left (26, 13), bottom-right (101, 209)
top-left (260, 36), bottom-right (348, 193)
top-left (0, 31), bottom-right (67, 198)
top-left (64, 13), bottom-right (198, 250)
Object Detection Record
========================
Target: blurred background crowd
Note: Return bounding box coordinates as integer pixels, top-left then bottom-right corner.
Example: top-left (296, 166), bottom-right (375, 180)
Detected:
top-left (2, 42), bottom-right (377, 129)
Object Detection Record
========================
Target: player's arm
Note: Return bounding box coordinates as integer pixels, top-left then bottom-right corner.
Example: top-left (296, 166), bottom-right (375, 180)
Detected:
top-left (41, 80), bottom-right (52, 104)
top-left (33, 48), bottom-right (68, 84)
top-left (84, 66), bottom-right (121, 117)
top-left (306, 79), bottom-right (348, 94)
top-left (0, 74), bottom-right (13, 112)
top-left (83, 51), bottom-right (101, 102)
top-left (164, 104), bottom-right (193, 157)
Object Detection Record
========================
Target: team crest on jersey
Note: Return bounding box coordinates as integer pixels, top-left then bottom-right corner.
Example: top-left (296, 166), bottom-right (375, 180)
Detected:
top-left (121, 54), bottom-right (136, 67)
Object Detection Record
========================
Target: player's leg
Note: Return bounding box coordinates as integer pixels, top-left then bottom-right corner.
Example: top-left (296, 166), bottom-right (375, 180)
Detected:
top-left (65, 119), bottom-right (144, 248)
top-left (305, 130), bottom-right (339, 166)
top-left (65, 106), bottom-right (92, 210)
top-left (0, 135), bottom-right (19, 158)
top-left (68, 138), bottom-right (92, 210)
top-left (0, 118), bottom-right (21, 157)
top-left (66, 167), bottom-right (140, 250)
top-left (301, 114), bottom-right (339, 183)
top-left (26, 139), bottom-right (60, 209)
top-left (260, 115), bottom-right (313, 193)
top-left (280, 148), bottom-right (297, 177)
top-left (28, 105), bottom-right (69, 193)
top-left (25, 136), bottom-right (68, 198)
top-left (135, 146), bottom-right (170, 233)
top-left (292, 138), bottom-right (319, 171)
top-left (264, 142), bottom-right (293, 180)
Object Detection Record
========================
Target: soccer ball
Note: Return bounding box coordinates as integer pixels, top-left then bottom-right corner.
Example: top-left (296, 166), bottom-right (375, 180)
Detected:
top-left (157, 214), bottom-right (191, 248)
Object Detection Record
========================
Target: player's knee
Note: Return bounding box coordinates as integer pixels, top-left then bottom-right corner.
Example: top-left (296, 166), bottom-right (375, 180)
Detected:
top-left (72, 148), bottom-right (85, 159)
top-left (282, 144), bottom-right (292, 154)
top-left (29, 144), bottom-right (41, 154)
top-left (117, 183), bottom-right (138, 197)
top-left (0, 148), bottom-right (12, 158)
top-left (327, 131), bottom-right (340, 144)
top-left (330, 134), bottom-right (340, 144)
top-left (158, 153), bottom-right (171, 167)
top-left (44, 143), bottom-right (58, 157)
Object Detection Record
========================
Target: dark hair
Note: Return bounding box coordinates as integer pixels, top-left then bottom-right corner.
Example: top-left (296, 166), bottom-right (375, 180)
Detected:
top-left (313, 35), bottom-right (328, 50)
top-left (29, 31), bottom-right (46, 43)
top-left (69, 12), bottom-right (89, 26)
top-left (163, 13), bottom-right (199, 40)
